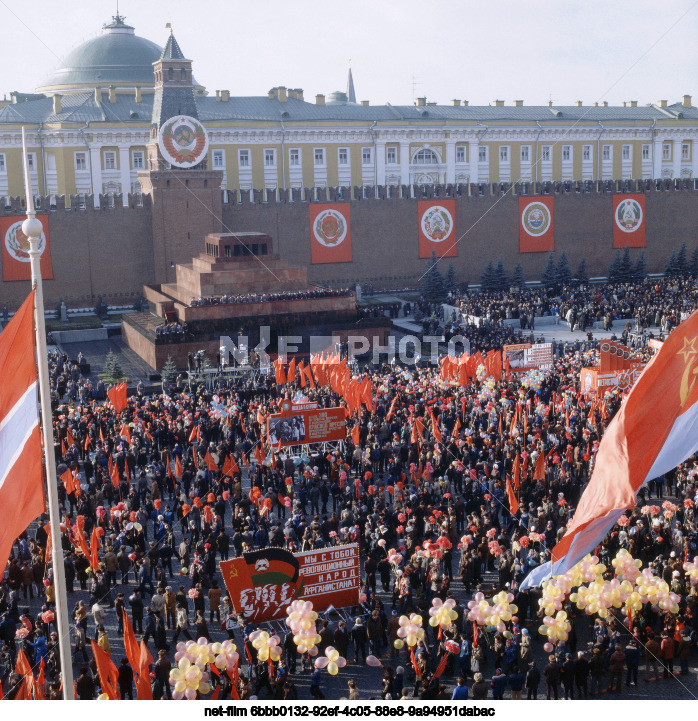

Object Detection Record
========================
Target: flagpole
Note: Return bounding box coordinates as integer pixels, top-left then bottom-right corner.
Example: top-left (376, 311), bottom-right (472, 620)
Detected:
top-left (21, 127), bottom-right (75, 699)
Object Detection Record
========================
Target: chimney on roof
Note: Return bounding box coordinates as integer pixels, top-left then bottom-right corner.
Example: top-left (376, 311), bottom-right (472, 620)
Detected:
top-left (415, 97), bottom-right (426, 106)
top-left (108, 85), bottom-right (116, 103)
top-left (629, 100), bottom-right (637, 107)
top-left (683, 94), bottom-right (692, 108)
top-left (576, 100), bottom-right (583, 107)
top-left (288, 89), bottom-right (303, 101)
top-left (513, 100), bottom-right (523, 107)
top-left (361, 100), bottom-right (369, 107)
top-left (658, 99), bottom-right (668, 107)
top-left (52, 94), bottom-right (62, 115)
top-left (95, 87), bottom-right (103, 103)
top-left (221, 90), bottom-right (230, 102)
top-left (462, 100), bottom-right (468, 107)
top-left (278, 86), bottom-right (287, 102)
top-left (451, 99), bottom-right (461, 106)
top-left (493, 99), bottom-right (504, 107)
top-left (315, 94), bottom-right (325, 106)
top-left (134, 87), bottom-right (142, 103)
top-left (215, 90), bottom-right (221, 102)
top-left (547, 100), bottom-right (553, 107)
top-left (622, 101), bottom-right (627, 107)
top-left (593, 102), bottom-right (598, 107)
top-left (603, 101), bottom-right (608, 107)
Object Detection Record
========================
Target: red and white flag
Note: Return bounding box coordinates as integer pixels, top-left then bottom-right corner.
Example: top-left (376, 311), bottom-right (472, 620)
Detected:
top-left (0, 290), bottom-right (46, 574)
top-left (523, 307), bottom-right (698, 587)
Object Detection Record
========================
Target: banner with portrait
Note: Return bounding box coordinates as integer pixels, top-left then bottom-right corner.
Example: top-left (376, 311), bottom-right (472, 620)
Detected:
top-left (267, 406), bottom-right (346, 447)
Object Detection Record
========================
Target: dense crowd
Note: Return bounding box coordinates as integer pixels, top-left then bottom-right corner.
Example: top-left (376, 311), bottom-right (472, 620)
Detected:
top-left (190, 289), bottom-right (353, 308)
top-left (1, 281), bottom-right (698, 701)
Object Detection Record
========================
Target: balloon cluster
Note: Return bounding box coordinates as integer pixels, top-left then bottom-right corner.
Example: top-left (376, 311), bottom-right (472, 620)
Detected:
top-left (538, 610), bottom-right (571, 642)
top-left (684, 555), bottom-right (698, 586)
top-left (285, 600), bottom-right (321, 655)
top-left (314, 646), bottom-right (347, 675)
top-left (610, 549), bottom-right (642, 583)
top-left (169, 638), bottom-right (215, 699)
top-left (249, 630), bottom-right (281, 662)
top-left (466, 591), bottom-right (518, 633)
top-left (394, 613), bottom-right (425, 649)
top-left (428, 597), bottom-right (458, 631)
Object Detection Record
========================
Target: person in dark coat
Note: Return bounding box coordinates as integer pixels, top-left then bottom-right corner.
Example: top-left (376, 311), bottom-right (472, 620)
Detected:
top-left (75, 665), bottom-right (95, 700)
top-left (128, 590), bottom-right (144, 634)
top-left (544, 655), bottom-right (561, 700)
top-left (350, 617), bottom-right (368, 664)
top-left (561, 652), bottom-right (575, 699)
top-left (525, 660), bottom-right (541, 700)
top-left (573, 651), bottom-right (589, 698)
top-left (118, 657), bottom-right (134, 699)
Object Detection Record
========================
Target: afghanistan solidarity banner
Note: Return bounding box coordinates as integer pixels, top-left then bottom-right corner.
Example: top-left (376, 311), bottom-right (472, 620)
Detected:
top-left (309, 203), bottom-right (352, 264)
top-left (220, 544), bottom-right (360, 622)
top-left (267, 406), bottom-right (346, 447)
top-left (519, 196), bottom-right (554, 253)
top-left (612, 194), bottom-right (646, 248)
top-left (0, 215), bottom-right (53, 281)
top-left (523, 307), bottom-right (698, 588)
top-left (418, 199), bottom-right (457, 258)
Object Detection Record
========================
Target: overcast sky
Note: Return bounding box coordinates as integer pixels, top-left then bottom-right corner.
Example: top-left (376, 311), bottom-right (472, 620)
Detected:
top-left (2, 0), bottom-right (697, 107)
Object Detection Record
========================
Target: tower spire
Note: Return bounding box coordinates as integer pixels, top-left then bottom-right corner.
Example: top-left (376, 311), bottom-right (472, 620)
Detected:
top-left (346, 65), bottom-right (356, 104)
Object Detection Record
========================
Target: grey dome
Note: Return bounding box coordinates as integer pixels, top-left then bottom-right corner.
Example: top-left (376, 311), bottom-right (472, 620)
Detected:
top-left (36, 16), bottom-right (163, 93)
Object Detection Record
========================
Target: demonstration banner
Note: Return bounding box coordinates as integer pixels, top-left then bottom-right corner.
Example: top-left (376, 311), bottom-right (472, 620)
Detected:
top-left (612, 194), bottom-right (646, 248)
top-left (267, 406), bottom-right (346, 447)
top-left (0, 215), bottom-right (53, 281)
top-left (418, 199), bottom-right (457, 258)
top-left (503, 342), bottom-right (553, 371)
top-left (220, 544), bottom-right (360, 622)
top-left (519, 196), bottom-right (554, 253)
top-left (309, 203), bottom-right (352, 263)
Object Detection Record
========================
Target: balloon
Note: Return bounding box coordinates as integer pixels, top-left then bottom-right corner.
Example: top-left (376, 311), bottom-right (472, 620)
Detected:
top-left (315, 657), bottom-right (329, 669)
top-left (170, 668), bottom-right (183, 681)
top-left (172, 690), bottom-right (184, 700)
top-left (174, 680), bottom-right (186, 693)
top-left (543, 642), bottom-right (554, 653)
top-left (97, 693), bottom-right (109, 700)
top-left (199, 682), bottom-right (211, 695)
top-left (393, 639), bottom-right (404, 649)
top-left (327, 662), bottom-right (338, 675)
top-left (366, 655), bottom-right (383, 667)
top-left (185, 687), bottom-right (197, 700)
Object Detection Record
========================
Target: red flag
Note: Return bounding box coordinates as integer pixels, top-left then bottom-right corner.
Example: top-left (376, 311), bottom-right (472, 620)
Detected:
top-left (221, 454), bottom-right (240, 477)
top-left (0, 291), bottom-right (45, 577)
top-left (89, 526), bottom-right (100, 570)
top-left (66, 427), bottom-right (75, 447)
top-left (304, 363), bottom-right (315, 389)
top-left (166, 455), bottom-right (173, 479)
top-left (452, 417), bottom-right (461, 439)
top-left (204, 450), bottom-right (219, 472)
top-left (107, 382), bottom-right (128, 415)
top-left (35, 658), bottom-right (46, 699)
top-left (175, 456), bottom-right (184, 478)
top-left (120, 422), bottom-right (131, 443)
top-left (273, 357), bottom-right (286, 385)
top-left (122, 610), bottom-right (141, 673)
top-left (298, 360), bottom-right (306, 388)
top-left (61, 468), bottom-right (76, 495)
top-left (506, 476), bottom-right (519, 515)
top-left (351, 424), bottom-right (360, 446)
top-left (532, 450), bottom-right (546, 481)
top-left (90, 640), bottom-right (120, 699)
top-left (433, 652), bottom-right (449, 678)
top-left (287, 357), bottom-right (296, 385)
top-left (513, 452), bottom-right (521, 491)
top-left (111, 463), bottom-right (120, 488)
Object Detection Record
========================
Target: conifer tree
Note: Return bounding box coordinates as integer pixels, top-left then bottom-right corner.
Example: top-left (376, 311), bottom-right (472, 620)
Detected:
top-left (619, 246), bottom-right (633, 282)
top-left (161, 355), bottom-right (178, 386)
top-left (444, 263), bottom-right (458, 294)
top-left (575, 258), bottom-right (589, 287)
top-left (480, 260), bottom-right (496, 291)
top-left (541, 252), bottom-right (556, 288)
top-left (494, 258), bottom-right (508, 291)
top-left (556, 251), bottom-right (572, 287)
top-left (511, 262), bottom-right (525, 289)
top-left (633, 252), bottom-right (647, 280)
top-left (421, 251), bottom-right (446, 300)
top-left (102, 350), bottom-right (123, 381)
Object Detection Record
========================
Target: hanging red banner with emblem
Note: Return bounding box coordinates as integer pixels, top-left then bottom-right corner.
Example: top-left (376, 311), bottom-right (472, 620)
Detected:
top-left (309, 204), bottom-right (352, 263)
top-left (0, 215), bottom-right (53, 281)
top-left (612, 194), bottom-right (646, 248)
top-left (418, 199), bottom-right (457, 258)
top-left (519, 196), bottom-right (554, 253)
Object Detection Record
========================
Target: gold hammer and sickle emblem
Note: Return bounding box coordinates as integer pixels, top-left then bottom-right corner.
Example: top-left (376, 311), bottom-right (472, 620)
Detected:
top-left (679, 337), bottom-right (698, 407)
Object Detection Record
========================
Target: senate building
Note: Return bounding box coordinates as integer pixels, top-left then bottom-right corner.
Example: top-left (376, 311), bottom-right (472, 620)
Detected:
top-left (0, 14), bottom-right (696, 313)
top-left (1, 14), bottom-right (697, 202)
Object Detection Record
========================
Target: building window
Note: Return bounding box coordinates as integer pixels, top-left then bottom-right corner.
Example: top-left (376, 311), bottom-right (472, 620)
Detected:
top-left (622, 145), bottom-right (631, 161)
top-left (602, 145), bottom-right (611, 161)
top-left (682, 143), bottom-right (691, 161)
top-left (520, 146), bottom-right (530, 162)
top-left (478, 146), bottom-right (488, 163)
top-left (641, 144), bottom-right (650, 160)
top-left (663, 143), bottom-right (671, 161)
top-left (582, 145), bottom-right (591, 161)
top-left (499, 146), bottom-right (509, 162)
top-left (314, 148), bottom-right (325, 166)
top-left (362, 147), bottom-right (372, 165)
top-left (264, 149), bottom-right (276, 166)
top-left (131, 151), bottom-right (144, 169)
top-left (239, 149), bottom-right (250, 167)
top-left (338, 148), bottom-right (348, 165)
top-left (75, 152), bottom-right (87, 171)
top-left (562, 145), bottom-right (571, 161)
top-left (212, 150), bottom-right (224, 167)
top-left (0, 154), bottom-right (5, 172)
top-left (387, 147), bottom-right (397, 164)
top-left (541, 146), bottom-right (551, 162)
top-left (289, 149), bottom-right (300, 166)
top-left (27, 153), bottom-right (36, 171)
top-left (103, 151), bottom-right (116, 170)
top-left (456, 146), bottom-right (466, 163)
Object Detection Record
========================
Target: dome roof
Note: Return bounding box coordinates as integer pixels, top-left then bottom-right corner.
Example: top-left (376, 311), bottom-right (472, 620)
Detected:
top-left (36, 16), bottom-right (164, 94)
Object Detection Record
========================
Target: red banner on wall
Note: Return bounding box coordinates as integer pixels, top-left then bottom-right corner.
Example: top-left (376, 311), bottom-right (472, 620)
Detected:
top-left (267, 406), bottom-right (346, 447)
top-left (418, 199), bottom-right (457, 258)
top-left (309, 204), bottom-right (352, 263)
top-left (220, 544), bottom-right (360, 622)
top-left (0, 215), bottom-right (53, 281)
top-left (612, 194), bottom-right (646, 248)
top-left (519, 196), bottom-right (554, 253)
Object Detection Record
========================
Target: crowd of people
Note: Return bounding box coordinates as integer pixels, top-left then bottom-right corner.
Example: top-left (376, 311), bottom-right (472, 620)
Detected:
top-left (1, 278), bottom-right (698, 701)
top-left (190, 288), bottom-right (352, 308)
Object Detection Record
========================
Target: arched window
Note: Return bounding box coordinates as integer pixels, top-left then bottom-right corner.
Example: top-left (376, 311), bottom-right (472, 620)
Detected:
top-left (168, 68), bottom-right (174, 81)
top-left (413, 148), bottom-right (439, 164)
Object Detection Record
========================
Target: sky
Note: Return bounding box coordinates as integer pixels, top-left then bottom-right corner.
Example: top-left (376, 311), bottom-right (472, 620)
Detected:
top-left (1, 0), bottom-right (697, 107)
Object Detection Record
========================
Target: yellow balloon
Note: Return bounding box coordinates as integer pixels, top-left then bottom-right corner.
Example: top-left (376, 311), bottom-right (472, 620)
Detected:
top-left (406, 634), bottom-right (417, 646)
top-left (327, 662), bottom-right (339, 675)
top-left (394, 639), bottom-right (404, 649)
top-left (97, 693), bottom-right (109, 701)
top-left (198, 682), bottom-right (211, 695)
top-left (178, 658), bottom-right (191, 671)
top-left (258, 649), bottom-right (269, 662)
top-left (169, 668), bottom-right (183, 681)
top-left (174, 680), bottom-right (186, 693)
top-left (270, 648), bottom-right (281, 662)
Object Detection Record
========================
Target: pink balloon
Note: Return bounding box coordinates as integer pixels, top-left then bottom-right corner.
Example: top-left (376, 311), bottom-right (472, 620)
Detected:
top-left (315, 657), bottom-right (329, 669)
top-left (185, 687), bottom-right (197, 700)
top-left (336, 657), bottom-right (347, 668)
top-left (172, 690), bottom-right (184, 700)
top-left (544, 643), bottom-right (554, 653)
top-left (308, 646), bottom-right (319, 656)
top-left (366, 655), bottom-right (383, 667)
